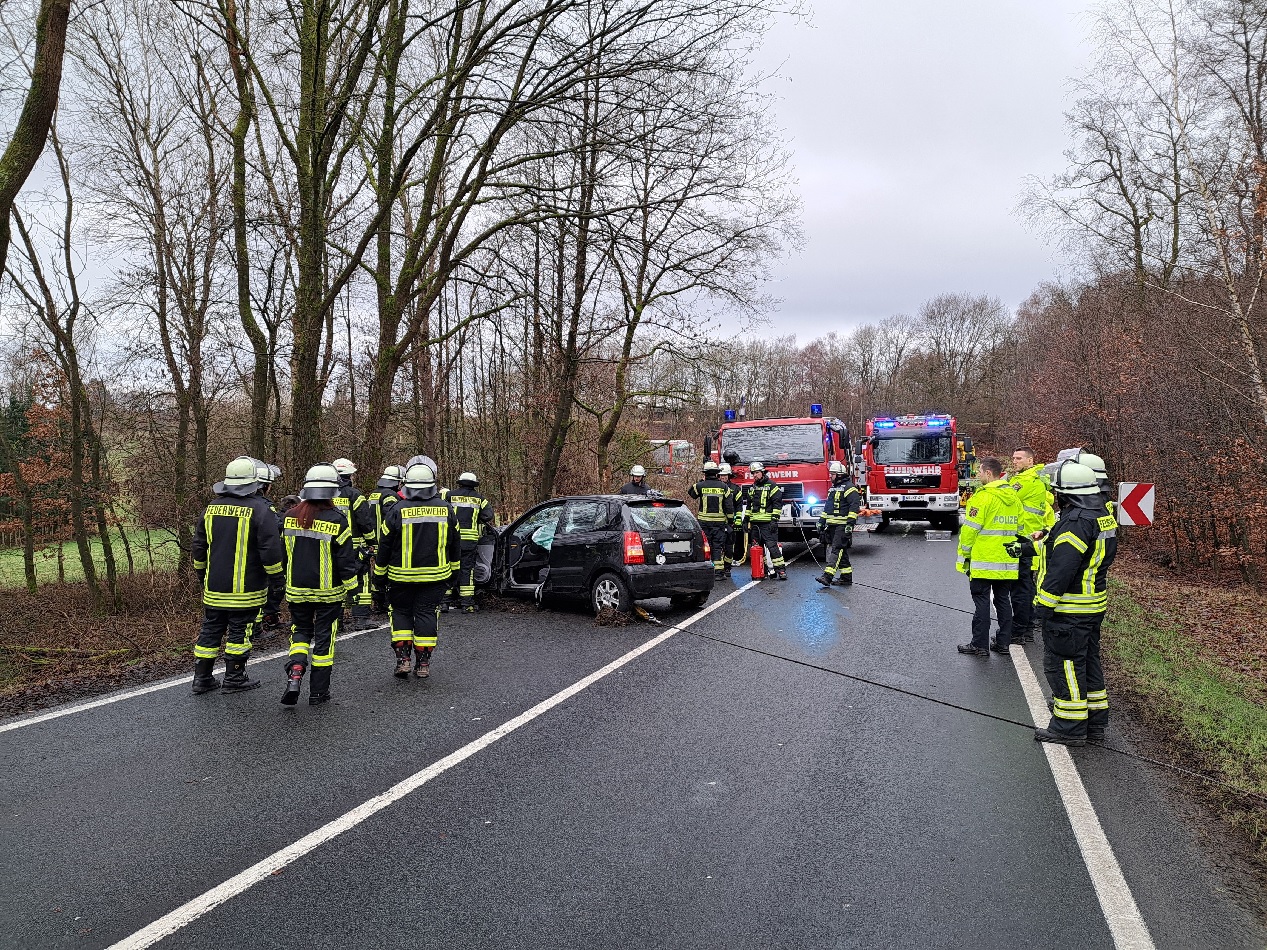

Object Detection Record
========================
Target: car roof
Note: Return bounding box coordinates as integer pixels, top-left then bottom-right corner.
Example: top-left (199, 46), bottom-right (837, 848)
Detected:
top-left (538, 494), bottom-right (683, 504)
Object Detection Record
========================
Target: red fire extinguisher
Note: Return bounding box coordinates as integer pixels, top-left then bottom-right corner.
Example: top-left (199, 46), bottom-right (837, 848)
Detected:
top-left (750, 542), bottom-right (765, 580)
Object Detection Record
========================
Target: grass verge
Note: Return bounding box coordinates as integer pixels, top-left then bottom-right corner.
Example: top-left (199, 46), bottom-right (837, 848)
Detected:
top-left (0, 529), bottom-right (180, 590)
top-left (1104, 573), bottom-right (1267, 857)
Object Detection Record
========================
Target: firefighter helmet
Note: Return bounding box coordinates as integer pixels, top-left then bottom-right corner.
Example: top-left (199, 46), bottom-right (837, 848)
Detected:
top-left (1076, 450), bottom-right (1109, 483)
top-left (217, 456), bottom-right (262, 496)
top-left (1051, 460), bottom-right (1100, 496)
top-left (299, 464), bottom-right (340, 501)
top-left (748, 460), bottom-right (765, 474)
top-left (267, 464), bottom-right (281, 483)
top-left (377, 465), bottom-right (405, 489)
top-left (332, 458), bottom-right (357, 476)
top-left (702, 460), bottom-right (719, 475)
top-left (718, 463), bottom-right (733, 477)
top-left (828, 460), bottom-right (847, 476)
top-left (457, 471), bottom-right (479, 487)
top-left (404, 463), bottom-right (437, 489)
top-left (630, 465), bottom-right (646, 478)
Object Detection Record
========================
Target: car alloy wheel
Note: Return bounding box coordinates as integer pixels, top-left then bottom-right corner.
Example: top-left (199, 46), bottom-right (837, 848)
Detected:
top-left (593, 577), bottom-right (624, 612)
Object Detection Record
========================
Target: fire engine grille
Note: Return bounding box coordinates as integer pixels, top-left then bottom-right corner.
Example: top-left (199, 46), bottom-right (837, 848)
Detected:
top-left (779, 483), bottom-right (804, 500)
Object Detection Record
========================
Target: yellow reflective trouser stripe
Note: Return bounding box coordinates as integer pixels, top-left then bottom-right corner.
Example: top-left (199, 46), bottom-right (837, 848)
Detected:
top-left (194, 645), bottom-right (220, 659)
top-left (313, 620), bottom-right (337, 667)
top-left (1064, 660), bottom-right (1082, 702)
top-left (289, 642), bottom-right (310, 657)
top-left (1053, 703), bottom-right (1088, 720)
top-left (225, 620), bottom-right (253, 656)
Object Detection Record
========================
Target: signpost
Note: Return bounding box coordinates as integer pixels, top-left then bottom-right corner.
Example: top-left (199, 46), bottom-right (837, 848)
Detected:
top-left (1117, 483), bottom-right (1155, 527)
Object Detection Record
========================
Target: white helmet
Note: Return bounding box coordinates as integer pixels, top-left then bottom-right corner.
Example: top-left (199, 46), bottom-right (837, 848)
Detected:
top-left (828, 460), bottom-right (847, 476)
top-left (748, 460), bottom-right (765, 474)
top-left (1051, 460), bottom-right (1100, 496)
top-left (1075, 450), bottom-right (1109, 483)
top-left (299, 464), bottom-right (340, 501)
top-left (702, 460), bottom-right (719, 475)
top-left (217, 455), bottom-right (262, 496)
top-left (457, 471), bottom-right (479, 487)
top-left (718, 462), bottom-right (733, 477)
top-left (332, 458), bottom-right (357, 476)
top-left (404, 463), bottom-right (437, 489)
top-left (630, 465), bottom-right (646, 478)
top-left (377, 465), bottom-right (406, 489)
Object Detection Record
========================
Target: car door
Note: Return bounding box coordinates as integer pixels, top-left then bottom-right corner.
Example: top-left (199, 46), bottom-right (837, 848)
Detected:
top-left (550, 499), bottom-right (617, 593)
top-left (506, 503), bottom-right (565, 589)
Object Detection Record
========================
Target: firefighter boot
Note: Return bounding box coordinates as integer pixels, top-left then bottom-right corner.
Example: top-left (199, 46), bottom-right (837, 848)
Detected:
top-left (838, 573), bottom-right (853, 586)
top-left (308, 666), bottom-right (332, 705)
top-left (413, 647), bottom-right (432, 679)
top-left (221, 656), bottom-right (261, 694)
top-left (814, 572), bottom-right (833, 588)
top-left (393, 642), bottom-right (412, 678)
top-left (776, 569), bottom-right (788, 581)
top-left (191, 659), bottom-right (221, 695)
top-left (281, 661), bottom-right (306, 706)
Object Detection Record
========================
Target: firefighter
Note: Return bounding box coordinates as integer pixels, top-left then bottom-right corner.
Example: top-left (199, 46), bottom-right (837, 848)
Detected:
top-left (1075, 450), bottom-right (1116, 517)
top-left (688, 460), bottom-right (734, 576)
top-left (1008, 446), bottom-right (1049, 645)
top-left (718, 463), bottom-right (743, 569)
top-left (367, 465), bottom-right (405, 614)
top-left (620, 464), bottom-right (651, 495)
top-left (255, 460), bottom-right (285, 634)
top-left (332, 457), bottom-right (375, 627)
top-left (373, 462), bottom-right (461, 679)
top-left (815, 460), bottom-right (860, 587)
top-left (190, 456), bottom-right (284, 695)
top-left (1033, 460), bottom-right (1118, 746)
top-left (955, 457), bottom-right (1021, 657)
top-left (747, 461), bottom-right (787, 580)
top-left (450, 471), bottom-right (495, 612)
top-left (279, 465), bottom-right (360, 706)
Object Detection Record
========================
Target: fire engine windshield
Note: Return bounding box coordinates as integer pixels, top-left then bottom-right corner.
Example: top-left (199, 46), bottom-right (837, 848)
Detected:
top-left (873, 435), bottom-right (953, 465)
top-left (720, 424), bottom-right (824, 464)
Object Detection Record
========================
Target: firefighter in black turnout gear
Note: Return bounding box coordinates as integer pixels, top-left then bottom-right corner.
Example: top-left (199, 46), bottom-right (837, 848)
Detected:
top-left (367, 465), bottom-right (405, 613)
top-left (279, 465), bottom-right (361, 706)
top-left (721, 463), bottom-right (747, 568)
top-left (688, 461), bottom-right (734, 576)
top-left (332, 458), bottom-right (375, 626)
top-left (255, 460), bottom-right (286, 633)
top-left (746, 461), bottom-right (787, 580)
top-left (620, 465), bottom-right (651, 495)
top-left (190, 456), bottom-right (284, 694)
top-left (815, 460), bottom-right (860, 587)
top-left (373, 463), bottom-right (461, 679)
top-left (451, 472), bottom-right (495, 612)
top-left (1032, 461), bottom-right (1118, 747)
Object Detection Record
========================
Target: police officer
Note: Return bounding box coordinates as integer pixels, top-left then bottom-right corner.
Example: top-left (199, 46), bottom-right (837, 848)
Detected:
top-left (332, 457), bottom-right (375, 626)
top-left (815, 461), bottom-right (860, 587)
top-left (1009, 447), bottom-right (1050, 644)
top-left (190, 456), bottom-right (284, 695)
top-left (450, 471), bottom-right (495, 612)
top-left (688, 461), bottom-right (734, 577)
top-left (1033, 460), bottom-right (1118, 746)
top-left (373, 463), bottom-right (461, 679)
top-left (278, 465), bottom-right (360, 706)
top-left (255, 460), bottom-right (286, 633)
top-left (367, 465), bottom-right (405, 614)
top-left (620, 464), bottom-right (651, 495)
top-left (956, 457), bottom-right (1021, 657)
top-left (719, 462), bottom-right (745, 570)
top-left (747, 461), bottom-right (787, 580)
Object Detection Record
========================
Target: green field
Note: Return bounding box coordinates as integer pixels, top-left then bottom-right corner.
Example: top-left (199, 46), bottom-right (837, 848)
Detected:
top-left (0, 528), bottom-right (180, 589)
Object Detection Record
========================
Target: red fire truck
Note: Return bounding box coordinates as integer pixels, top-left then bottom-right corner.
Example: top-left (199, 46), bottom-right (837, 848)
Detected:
top-left (859, 414), bottom-right (963, 530)
top-left (707, 405), bottom-right (866, 542)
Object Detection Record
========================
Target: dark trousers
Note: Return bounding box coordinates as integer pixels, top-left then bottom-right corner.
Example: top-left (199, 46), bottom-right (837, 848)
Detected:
top-left (752, 521), bottom-right (785, 568)
top-left (823, 523), bottom-right (853, 577)
top-left (458, 542), bottom-right (478, 603)
top-left (970, 578), bottom-right (1013, 649)
top-left (194, 606), bottom-right (257, 661)
top-left (702, 523), bottom-right (728, 572)
top-left (1041, 612), bottom-right (1104, 738)
top-left (288, 601), bottom-right (341, 694)
top-left (1010, 554), bottom-right (1035, 630)
top-left (388, 580), bottom-right (447, 650)
top-left (728, 524), bottom-right (746, 564)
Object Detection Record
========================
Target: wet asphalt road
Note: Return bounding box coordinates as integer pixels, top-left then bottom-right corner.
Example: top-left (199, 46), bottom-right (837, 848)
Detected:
top-left (1, 527), bottom-right (1264, 949)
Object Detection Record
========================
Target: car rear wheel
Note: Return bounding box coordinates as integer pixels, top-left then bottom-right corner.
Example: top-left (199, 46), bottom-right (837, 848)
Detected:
top-left (591, 572), bottom-right (632, 615)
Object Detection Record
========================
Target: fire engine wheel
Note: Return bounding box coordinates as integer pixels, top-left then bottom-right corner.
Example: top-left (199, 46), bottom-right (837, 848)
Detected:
top-left (877, 513), bottom-right (892, 532)
top-left (592, 573), bottom-right (632, 615)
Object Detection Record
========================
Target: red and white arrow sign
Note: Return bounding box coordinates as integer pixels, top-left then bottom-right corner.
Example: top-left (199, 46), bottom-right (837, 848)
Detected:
top-left (1117, 483), bottom-right (1155, 527)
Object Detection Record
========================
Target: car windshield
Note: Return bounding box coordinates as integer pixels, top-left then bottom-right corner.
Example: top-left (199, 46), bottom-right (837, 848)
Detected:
top-left (720, 424), bottom-right (824, 464)
top-left (626, 501), bottom-right (698, 533)
top-left (873, 436), bottom-right (953, 465)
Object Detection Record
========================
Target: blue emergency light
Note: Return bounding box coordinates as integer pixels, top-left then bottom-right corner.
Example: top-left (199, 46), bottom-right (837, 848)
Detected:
top-left (928, 418), bottom-right (949, 427)
top-left (724, 409), bottom-right (737, 422)
top-left (875, 420), bottom-right (897, 429)
top-left (810, 403), bottom-right (823, 418)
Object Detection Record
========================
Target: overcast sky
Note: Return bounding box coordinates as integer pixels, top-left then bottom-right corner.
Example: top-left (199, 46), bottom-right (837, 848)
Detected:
top-left (752, 1), bottom-right (1093, 338)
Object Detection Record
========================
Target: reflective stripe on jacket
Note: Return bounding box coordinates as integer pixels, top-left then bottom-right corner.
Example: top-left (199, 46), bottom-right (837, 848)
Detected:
top-left (283, 508), bottom-right (361, 603)
top-left (1009, 465), bottom-right (1053, 537)
top-left (374, 496), bottom-right (461, 583)
top-left (747, 482), bottom-right (784, 523)
top-left (192, 495), bottom-right (284, 608)
top-left (823, 484), bottom-right (860, 525)
top-left (334, 486), bottom-right (375, 546)
top-left (1035, 504), bottom-right (1118, 616)
top-left (450, 490), bottom-right (494, 542)
top-left (957, 479), bottom-right (1022, 580)
top-left (367, 490), bottom-right (400, 545)
top-left (688, 478), bottom-right (735, 523)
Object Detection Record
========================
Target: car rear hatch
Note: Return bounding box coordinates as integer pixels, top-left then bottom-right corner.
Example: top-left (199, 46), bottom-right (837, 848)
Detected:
top-left (625, 499), bottom-right (704, 564)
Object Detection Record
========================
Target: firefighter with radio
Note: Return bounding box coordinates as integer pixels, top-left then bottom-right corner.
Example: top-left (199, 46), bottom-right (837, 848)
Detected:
top-left (190, 456), bottom-right (285, 695)
top-left (367, 465), bottom-right (406, 613)
top-left (746, 461), bottom-right (787, 580)
top-left (451, 471), bottom-right (495, 611)
top-left (332, 458), bottom-right (376, 627)
top-left (373, 462), bottom-right (461, 679)
top-left (688, 460), bottom-right (734, 577)
top-left (278, 465), bottom-right (361, 706)
top-left (815, 461), bottom-right (860, 587)
top-left (1033, 460), bottom-right (1118, 747)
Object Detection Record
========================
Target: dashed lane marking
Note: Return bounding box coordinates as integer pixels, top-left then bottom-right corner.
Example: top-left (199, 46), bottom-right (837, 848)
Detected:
top-left (1010, 646), bottom-right (1156, 950)
top-left (105, 575), bottom-right (771, 950)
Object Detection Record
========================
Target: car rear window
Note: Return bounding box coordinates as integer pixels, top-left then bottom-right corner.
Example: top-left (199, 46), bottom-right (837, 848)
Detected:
top-left (626, 501), bottom-right (698, 533)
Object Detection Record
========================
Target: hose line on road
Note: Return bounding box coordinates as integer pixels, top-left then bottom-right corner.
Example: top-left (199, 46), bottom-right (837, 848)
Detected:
top-left (680, 625), bottom-right (1267, 806)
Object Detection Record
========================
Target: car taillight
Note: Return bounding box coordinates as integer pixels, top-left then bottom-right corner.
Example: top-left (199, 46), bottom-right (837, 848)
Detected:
top-left (701, 531), bottom-right (711, 560)
top-left (624, 530), bottom-right (645, 565)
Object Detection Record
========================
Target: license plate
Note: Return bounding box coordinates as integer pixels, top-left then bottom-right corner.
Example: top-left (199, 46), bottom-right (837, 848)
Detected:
top-left (661, 540), bottom-right (691, 554)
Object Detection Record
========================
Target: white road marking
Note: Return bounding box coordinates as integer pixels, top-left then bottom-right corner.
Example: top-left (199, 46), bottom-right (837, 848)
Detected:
top-left (1010, 646), bottom-right (1156, 950)
top-left (0, 625), bottom-right (388, 735)
top-left (106, 579), bottom-right (761, 949)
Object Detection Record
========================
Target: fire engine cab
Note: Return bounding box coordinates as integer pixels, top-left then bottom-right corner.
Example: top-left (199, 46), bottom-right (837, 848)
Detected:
top-left (860, 414), bottom-right (963, 530)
